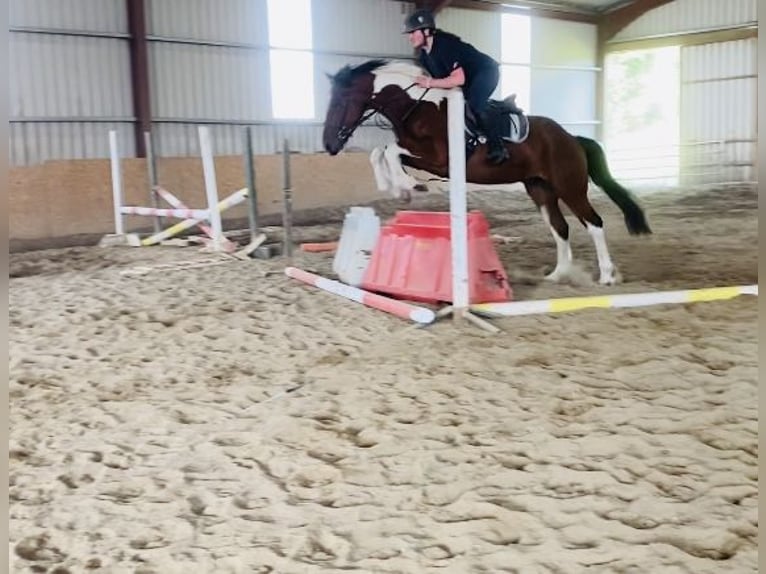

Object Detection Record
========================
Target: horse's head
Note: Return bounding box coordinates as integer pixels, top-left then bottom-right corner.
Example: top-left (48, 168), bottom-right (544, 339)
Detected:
top-left (322, 60), bottom-right (388, 155)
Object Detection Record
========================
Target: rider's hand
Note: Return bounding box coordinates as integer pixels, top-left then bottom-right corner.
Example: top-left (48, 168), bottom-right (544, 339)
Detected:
top-left (416, 75), bottom-right (432, 88)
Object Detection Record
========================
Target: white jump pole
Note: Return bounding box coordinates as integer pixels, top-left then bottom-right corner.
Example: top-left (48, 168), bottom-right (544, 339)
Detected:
top-left (447, 90), bottom-right (469, 319)
top-left (198, 126), bottom-right (224, 252)
top-left (109, 130), bottom-right (125, 236)
top-left (444, 90), bottom-right (499, 333)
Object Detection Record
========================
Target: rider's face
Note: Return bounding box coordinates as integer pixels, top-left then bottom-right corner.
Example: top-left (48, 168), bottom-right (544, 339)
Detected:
top-left (408, 29), bottom-right (426, 48)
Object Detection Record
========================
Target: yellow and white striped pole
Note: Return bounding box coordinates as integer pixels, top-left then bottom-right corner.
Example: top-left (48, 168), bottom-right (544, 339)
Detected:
top-left (470, 285), bottom-right (758, 317)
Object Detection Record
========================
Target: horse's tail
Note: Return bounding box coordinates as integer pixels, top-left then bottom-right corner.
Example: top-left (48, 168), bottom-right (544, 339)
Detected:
top-left (575, 136), bottom-right (652, 235)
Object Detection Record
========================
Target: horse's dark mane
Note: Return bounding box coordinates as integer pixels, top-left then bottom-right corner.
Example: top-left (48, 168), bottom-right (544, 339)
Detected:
top-left (331, 59), bottom-right (389, 88)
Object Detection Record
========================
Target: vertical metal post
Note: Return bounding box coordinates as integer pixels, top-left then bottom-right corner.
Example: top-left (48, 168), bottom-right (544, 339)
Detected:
top-left (143, 131), bottom-right (161, 233)
top-left (126, 0), bottom-right (151, 157)
top-left (281, 138), bottom-right (293, 261)
top-left (243, 127), bottom-right (259, 241)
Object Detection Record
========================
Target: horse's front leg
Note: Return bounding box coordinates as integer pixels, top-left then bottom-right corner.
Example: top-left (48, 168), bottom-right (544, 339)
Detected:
top-left (383, 143), bottom-right (420, 201)
top-left (524, 180), bottom-right (574, 282)
top-left (369, 147), bottom-right (393, 193)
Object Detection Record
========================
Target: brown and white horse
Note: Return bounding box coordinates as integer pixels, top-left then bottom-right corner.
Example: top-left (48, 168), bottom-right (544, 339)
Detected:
top-left (322, 59), bottom-right (652, 286)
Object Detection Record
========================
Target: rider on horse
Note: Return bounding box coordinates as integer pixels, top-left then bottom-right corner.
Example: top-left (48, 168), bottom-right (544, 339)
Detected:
top-left (403, 8), bottom-right (509, 165)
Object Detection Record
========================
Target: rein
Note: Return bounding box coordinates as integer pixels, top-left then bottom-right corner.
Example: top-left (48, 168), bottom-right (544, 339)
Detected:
top-left (336, 81), bottom-right (429, 146)
top-left (401, 84), bottom-right (432, 124)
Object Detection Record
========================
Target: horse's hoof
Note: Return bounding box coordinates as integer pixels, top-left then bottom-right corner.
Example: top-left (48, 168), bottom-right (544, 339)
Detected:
top-left (599, 277), bottom-right (621, 286)
top-left (598, 269), bottom-right (622, 286)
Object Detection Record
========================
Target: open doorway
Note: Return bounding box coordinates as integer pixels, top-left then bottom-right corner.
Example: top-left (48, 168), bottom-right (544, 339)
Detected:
top-left (604, 46), bottom-right (680, 188)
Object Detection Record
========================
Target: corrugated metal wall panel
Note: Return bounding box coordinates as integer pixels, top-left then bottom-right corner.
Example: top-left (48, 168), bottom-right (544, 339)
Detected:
top-left (19, 0), bottom-right (725, 181)
top-left (532, 19), bottom-right (597, 67)
top-left (10, 122), bottom-right (135, 166)
top-left (683, 77), bottom-right (754, 140)
top-left (150, 42), bottom-right (271, 121)
top-left (531, 69), bottom-right (597, 125)
top-left (313, 0), bottom-right (412, 57)
top-left (435, 7), bottom-right (501, 60)
top-left (152, 122), bottom-right (391, 159)
top-left (682, 38), bottom-right (756, 81)
top-left (147, 0), bottom-right (268, 45)
top-left (604, 36), bottom-right (756, 187)
top-left (10, 33), bottom-right (133, 119)
top-left (613, 0), bottom-right (756, 41)
top-left (10, 0), bottom-right (127, 33)
top-left (153, 123), bottom-right (312, 157)
top-left (680, 38), bottom-right (756, 185)
top-left (530, 19), bottom-right (598, 130)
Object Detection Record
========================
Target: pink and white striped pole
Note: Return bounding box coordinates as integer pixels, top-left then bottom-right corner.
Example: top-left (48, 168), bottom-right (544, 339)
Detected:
top-left (155, 186), bottom-right (216, 236)
top-left (154, 186), bottom-right (238, 252)
top-left (119, 206), bottom-right (210, 219)
top-left (285, 267), bottom-right (435, 325)
top-left (140, 187), bottom-right (248, 247)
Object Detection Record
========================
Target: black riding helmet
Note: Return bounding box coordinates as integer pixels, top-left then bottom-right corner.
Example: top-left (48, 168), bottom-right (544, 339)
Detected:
top-left (403, 9), bottom-right (435, 33)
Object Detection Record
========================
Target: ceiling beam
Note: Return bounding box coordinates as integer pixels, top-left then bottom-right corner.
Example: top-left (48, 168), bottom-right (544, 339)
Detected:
top-left (414, 0), bottom-right (453, 13)
top-left (400, 0), bottom-right (597, 24)
top-left (598, 0), bottom-right (675, 42)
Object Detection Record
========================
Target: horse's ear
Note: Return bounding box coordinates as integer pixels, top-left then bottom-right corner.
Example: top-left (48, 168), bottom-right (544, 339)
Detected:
top-left (325, 72), bottom-right (335, 82)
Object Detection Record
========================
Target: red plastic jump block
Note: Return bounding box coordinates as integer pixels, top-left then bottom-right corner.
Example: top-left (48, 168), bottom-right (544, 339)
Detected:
top-left (361, 210), bottom-right (512, 304)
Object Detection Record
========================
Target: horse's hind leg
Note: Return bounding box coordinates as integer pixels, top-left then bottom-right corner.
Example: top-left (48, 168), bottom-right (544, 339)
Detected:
top-left (559, 186), bottom-right (619, 285)
top-left (524, 179), bottom-right (573, 282)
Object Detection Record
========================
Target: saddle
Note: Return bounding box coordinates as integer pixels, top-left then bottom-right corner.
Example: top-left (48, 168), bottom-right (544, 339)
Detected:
top-left (464, 95), bottom-right (530, 158)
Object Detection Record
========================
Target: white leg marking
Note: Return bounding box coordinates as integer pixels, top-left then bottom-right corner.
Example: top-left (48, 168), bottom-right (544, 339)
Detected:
top-left (369, 147), bottom-right (392, 193)
top-left (587, 222), bottom-right (618, 285)
top-left (383, 143), bottom-right (418, 196)
top-left (541, 205), bottom-right (572, 282)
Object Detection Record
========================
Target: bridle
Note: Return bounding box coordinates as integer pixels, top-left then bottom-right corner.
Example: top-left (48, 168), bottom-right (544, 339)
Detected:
top-left (334, 81), bottom-right (431, 148)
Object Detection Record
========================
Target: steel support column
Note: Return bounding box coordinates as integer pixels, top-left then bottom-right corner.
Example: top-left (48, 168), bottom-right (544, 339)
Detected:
top-left (127, 0), bottom-right (151, 157)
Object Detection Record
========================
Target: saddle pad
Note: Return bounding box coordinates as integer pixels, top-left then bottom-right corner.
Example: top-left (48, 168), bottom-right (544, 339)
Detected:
top-left (501, 112), bottom-right (530, 144)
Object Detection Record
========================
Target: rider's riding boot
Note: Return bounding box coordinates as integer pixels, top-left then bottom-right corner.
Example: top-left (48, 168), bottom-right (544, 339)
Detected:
top-left (477, 111), bottom-right (509, 165)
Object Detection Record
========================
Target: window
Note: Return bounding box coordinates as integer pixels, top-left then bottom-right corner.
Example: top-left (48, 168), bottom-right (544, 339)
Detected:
top-left (500, 13), bottom-right (531, 110)
top-left (604, 46), bottom-right (680, 187)
top-left (267, 0), bottom-right (315, 119)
